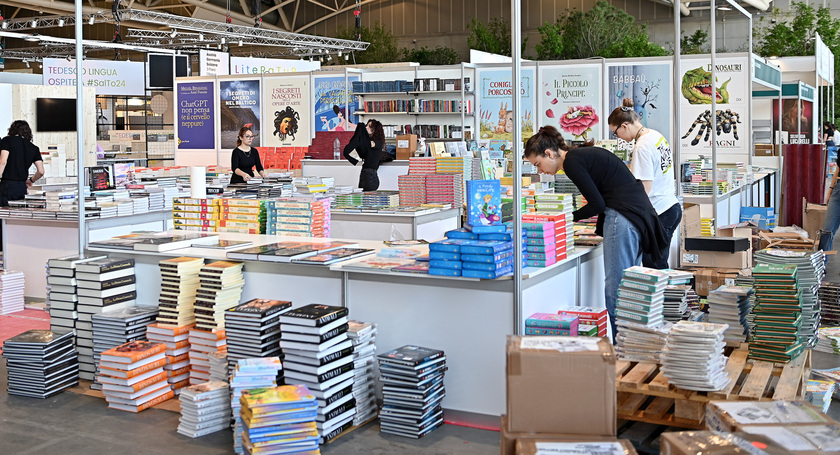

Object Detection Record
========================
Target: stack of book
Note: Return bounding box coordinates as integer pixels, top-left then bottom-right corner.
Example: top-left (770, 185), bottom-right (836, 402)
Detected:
top-left (224, 299), bottom-right (292, 374)
top-left (230, 358), bottom-right (284, 454)
top-left (46, 254), bottom-right (105, 337)
top-left (239, 385), bottom-right (320, 454)
top-left (208, 351), bottom-right (229, 382)
top-left (663, 285), bottom-right (691, 322)
top-left (280, 304), bottom-right (356, 441)
top-left (91, 306), bottom-right (159, 390)
top-left (146, 324), bottom-right (193, 394)
top-left (397, 174), bottom-right (427, 206)
top-left (98, 340), bottom-right (174, 412)
top-left (523, 211), bottom-right (572, 259)
top-left (661, 321), bottom-right (730, 391)
top-left (524, 313), bottom-right (579, 336)
top-left (172, 197), bottom-right (219, 232)
top-left (425, 173), bottom-right (463, 207)
top-left (0, 270), bottom-right (24, 314)
top-left (194, 261), bottom-right (245, 331)
top-left (265, 198), bottom-right (331, 238)
top-left (348, 321), bottom-right (378, 428)
top-left (378, 345), bottom-right (446, 438)
top-left (177, 381), bottom-right (232, 438)
top-left (615, 267), bottom-right (669, 361)
top-left (749, 263), bottom-right (805, 363)
top-left (407, 157), bottom-right (437, 175)
top-left (157, 257), bottom-right (204, 327)
top-left (556, 306), bottom-right (608, 337)
top-left (815, 327), bottom-right (840, 355)
top-left (2, 329), bottom-right (78, 398)
top-left (707, 285), bottom-right (753, 343)
top-left (74, 257), bottom-right (137, 380)
top-left (522, 221), bottom-right (557, 267)
top-left (818, 281), bottom-right (840, 326)
top-left (428, 237), bottom-right (468, 277)
top-left (188, 328), bottom-right (227, 385)
top-left (807, 379), bottom-right (834, 414)
top-left (460, 239), bottom-right (513, 279)
top-left (217, 198), bottom-right (264, 234)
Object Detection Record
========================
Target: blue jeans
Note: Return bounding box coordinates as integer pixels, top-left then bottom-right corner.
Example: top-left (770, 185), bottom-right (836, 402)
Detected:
top-left (603, 207), bottom-right (643, 342)
top-left (820, 185), bottom-right (840, 251)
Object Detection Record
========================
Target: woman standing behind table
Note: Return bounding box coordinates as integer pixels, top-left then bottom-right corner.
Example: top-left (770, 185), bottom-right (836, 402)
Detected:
top-left (524, 126), bottom-right (668, 341)
top-left (608, 99), bottom-right (681, 269)
top-left (824, 122), bottom-right (836, 147)
top-left (343, 119), bottom-right (384, 191)
top-left (230, 126), bottom-right (266, 184)
top-left (0, 120), bottom-right (44, 206)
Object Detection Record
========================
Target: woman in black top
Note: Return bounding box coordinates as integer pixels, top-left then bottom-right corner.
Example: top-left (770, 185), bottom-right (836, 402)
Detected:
top-left (524, 126), bottom-right (667, 341)
top-left (0, 120), bottom-right (44, 206)
top-left (230, 126), bottom-right (266, 184)
top-left (343, 119), bottom-right (384, 191)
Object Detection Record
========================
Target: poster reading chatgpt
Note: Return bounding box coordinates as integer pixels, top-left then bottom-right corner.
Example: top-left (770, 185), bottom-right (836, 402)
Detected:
top-left (539, 63), bottom-right (602, 143)
top-left (678, 55), bottom-right (750, 159)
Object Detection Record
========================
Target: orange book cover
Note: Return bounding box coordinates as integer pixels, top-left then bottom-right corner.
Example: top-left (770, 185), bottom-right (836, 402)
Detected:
top-left (148, 323), bottom-right (196, 336)
top-left (167, 352), bottom-right (190, 364)
top-left (121, 372), bottom-right (169, 393)
top-left (169, 365), bottom-right (192, 377)
top-left (171, 379), bottom-right (190, 390)
top-left (99, 357), bottom-right (168, 379)
top-left (118, 390), bottom-right (175, 413)
top-left (101, 341), bottom-right (166, 364)
top-left (171, 339), bottom-right (191, 350)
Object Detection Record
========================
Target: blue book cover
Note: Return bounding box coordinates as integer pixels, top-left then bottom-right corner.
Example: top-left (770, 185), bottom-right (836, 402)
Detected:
top-left (429, 251), bottom-right (461, 261)
top-left (460, 250), bottom-right (514, 264)
top-left (460, 240), bottom-right (512, 256)
top-left (461, 265), bottom-right (513, 279)
top-left (464, 224), bottom-right (507, 234)
top-left (428, 239), bottom-right (473, 253)
top-left (429, 267), bottom-right (461, 277)
top-left (478, 231), bottom-right (522, 241)
top-left (462, 259), bottom-right (513, 272)
top-left (466, 180), bottom-right (502, 228)
top-left (445, 229), bottom-right (479, 240)
top-left (429, 259), bottom-right (463, 270)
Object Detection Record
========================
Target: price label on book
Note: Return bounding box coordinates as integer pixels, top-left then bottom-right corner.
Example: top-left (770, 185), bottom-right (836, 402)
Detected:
top-left (520, 337), bottom-right (600, 352)
top-left (535, 442), bottom-right (626, 454)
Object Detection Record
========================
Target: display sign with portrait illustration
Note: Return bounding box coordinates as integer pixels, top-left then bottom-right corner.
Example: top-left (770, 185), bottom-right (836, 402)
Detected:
top-left (263, 76), bottom-right (310, 147)
top-left (313, 75), bottom-right (360, 133)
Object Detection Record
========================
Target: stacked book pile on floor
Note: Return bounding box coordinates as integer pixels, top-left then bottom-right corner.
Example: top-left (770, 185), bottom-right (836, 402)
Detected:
top-left (0, 270), bottom-right (24, 314)
top-left (615, 266), bottom-right (669, 362)
top-left (98, 340), bottom-right (174, 412)
top-left (378, 345), bottom-right (446, 438)
top-left (662, 269), bottom-right (694, 322)
top-left (557, 306), bottom-right (608, 337)
top-left (177, 381), bottom-right (232, 438)
top-left (750, 263), bottom-right (805, 363)
top-left (265, 198), bottom-right (331, 238)
top-left (815, 326), bottom-right (840, 355)
top-left (46, 254), bottom-right (104, 339)
top-left (224, 299), bottom-right (292, 373)
top-left (348, 321), bottom-right (378, 427)
top-left (707, 285), bottom-right (753, 343)
top-left (524, 313), bottom-right (579, 336)
top-left (208, 350), bottom-right (228, 382)
top-left (754, 249), bottom-right (825, 347)
top-left (280, 304), bottom-right (356, 442)
top-left (146, 324), bottom-right (193, 394)
top-left (818, 281), bottom-right (840, 326)
top-left (806, 379), bottom-right (834, 414)
top-left (91, 306), bottom-right (159, 390)
top-left (188, 329), bottom-right (227, 386)
top-left (230, 358), bottom-right (284, 454)
top-left (74, 257), bottom-right (137, 380)
top-left (661, 321), bottom-right (730, 391)
top-left (2, 329), bottom-right (78, 398)
top-left (157, 257), bottom-right (203, 327)
top-left (239, 385), bottom-right (320, 455)
top-left (397, 175), bottom-right (427, 206)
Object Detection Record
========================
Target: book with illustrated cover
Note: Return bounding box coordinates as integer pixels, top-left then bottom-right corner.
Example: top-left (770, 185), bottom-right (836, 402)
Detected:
top-left (292, 248), bottom-right (375, 266)
top-left (227, 299), bottom-right (292, 319)
top-left (339, 257), bottom-right (414, 271)
top-left (239, 384), bottom-right (317, 410)
top-left (100, 340), bottom-right (166, 364)
top-left (47, 254), bottom-right (107, 269)
top-left (378, 345), bottom-right (444, 367)
top-left (392, 261), bottom-right (431, 274)
top-left (199, 239), bottom-right (254, 250)
top-left (465, 180), bottom-right (501, 228)
top-left (257, 247), bottom-right (321, 263)
top-left (278, 304), bottom-right (348, 327)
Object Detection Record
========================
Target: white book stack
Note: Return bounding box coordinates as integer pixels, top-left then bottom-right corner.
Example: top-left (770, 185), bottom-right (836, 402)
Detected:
top-left (208, 350), bottom-right (229, 382)
top-left (347, 321), bottom-right (378, 426)
top-left (90, 306), bottom-right (159, 391)
top-left (177, 380), bottom-right (231, 438)
top-left (614, 266), bottom-right (669, 362)
top-left (230, 358), bottom-right (283, 454)
top-left (188, 328), bottom-right (227, 385)
top-left (707, 285), bottom-right (753, 343)
top-left (661, 321), bottom-right (731, 392)
top-left (0, 270), bottom-right (25, 315)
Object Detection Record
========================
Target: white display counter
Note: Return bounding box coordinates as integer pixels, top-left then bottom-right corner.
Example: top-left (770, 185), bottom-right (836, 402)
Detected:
top-left (330, 208), bottom-right (461, 241)
top-left (302, 159), bottom-right (409, 191)
top-left (88, 232), bottom-right (605, 422)
top-left (682, 170), bottom-right (778, 227)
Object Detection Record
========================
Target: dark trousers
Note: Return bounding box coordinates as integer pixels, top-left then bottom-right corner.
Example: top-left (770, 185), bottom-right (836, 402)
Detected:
top-left (359, 168), bottom-right (380, 191)
top-left (0, 180), bottom-right (27, 207)
top-left (642, 203), bottom-right (682, 269)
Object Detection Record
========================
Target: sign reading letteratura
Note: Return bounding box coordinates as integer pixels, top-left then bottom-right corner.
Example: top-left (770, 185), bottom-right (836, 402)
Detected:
top-left (42, 58), bottom-right (145, 96)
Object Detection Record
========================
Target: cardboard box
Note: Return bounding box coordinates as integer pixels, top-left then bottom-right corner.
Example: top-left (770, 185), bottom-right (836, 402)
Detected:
top-left (681, 203), bottom-right (701, 242)
top-left (754, 144), bottom-right (774, 157)
top-left (515, 438), bottom-right (637, 455)
top-left (506, 336), bottom-right (616, 435)
top-left (706, 400), bottom-right (832, 433)
top-left (688, 267), bottom-right (745, 296)
top-left (680, 249), bottom-right (750, 269)
top-left (396, 134), bottom-right (417, 160)
top-left (500, 415), bottom-right (634, 455)
top-left (740, 423), bottom-right (840, 454)
top-left (803, 199), bottom-right (827, 244)
top-left (660, 431), bottom-right (790, 455)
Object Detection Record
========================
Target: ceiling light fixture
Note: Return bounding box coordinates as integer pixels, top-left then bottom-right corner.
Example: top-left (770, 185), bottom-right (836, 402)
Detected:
top-left (58, 19), bottom-right (64, 27)
top-left (345, 54), bottom-right (349, 61)
top-left (88, 16), bottom-right (94, 25)
top-left (170, 29), bottom-right (177, 38)
top-left (31, 19), bottom-right (38, 27)
top-left (338, 51), bottom-right (342, 57)
top-left (24, 60), bottom-right (30, 68)
top-left (238, 39), bottom-right (243, 47)
top-left (717, 5), bottom-right (732, 10)
top-left (1, 22), bottom-right (6, 30)
top-left (199, 33), bottom-right (204, 41)
top-left (220, 37), bottom-right (225, 45)
top-left (24, 34), bottom-right (40, 42)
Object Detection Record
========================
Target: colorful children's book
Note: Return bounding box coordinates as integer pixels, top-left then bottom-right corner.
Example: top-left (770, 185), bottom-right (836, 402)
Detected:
top-left (466, 180), bottom-right (502, 228)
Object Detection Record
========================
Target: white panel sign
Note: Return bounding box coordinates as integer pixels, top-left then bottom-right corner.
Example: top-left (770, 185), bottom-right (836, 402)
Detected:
top-left (199, 49), bottom-right (230, 76)
top-left (230, 57), bottom-right (320, 75)
top-left (42, 58), bottom-right (145, 96)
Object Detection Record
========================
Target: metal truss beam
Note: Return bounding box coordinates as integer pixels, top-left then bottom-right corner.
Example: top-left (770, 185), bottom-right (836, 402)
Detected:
top-left (0, 12), bottom-right (113, 31)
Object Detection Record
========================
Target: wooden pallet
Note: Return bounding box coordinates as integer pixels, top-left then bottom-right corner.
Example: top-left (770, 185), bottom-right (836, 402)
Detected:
top-left (616, 347), bottom-right (810, 429)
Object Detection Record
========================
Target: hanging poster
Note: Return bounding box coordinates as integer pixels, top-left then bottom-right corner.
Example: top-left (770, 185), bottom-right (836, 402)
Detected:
top-left (177, 81), bottom-right (215, 150)
top-left (606, 61), bottom-right (672, 158)
top-left (263, 76), bottom-right (310, 147)
top-left (678, 56), bottom-right (749, 155)
top-left (773, 99), bottom-right (813, 144)
top-left (313, 75), bottom-right (360, 133)
top-left (477, 68), bottom-right (535, 141)
top-left (540, 64), bottom-right (602, 142)
top-left (220, 79), bottom-right (261, 149)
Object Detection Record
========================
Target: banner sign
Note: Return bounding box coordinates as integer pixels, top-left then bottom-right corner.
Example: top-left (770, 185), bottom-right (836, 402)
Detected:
top-left (230, 57), bottom-right (320, 75)
top-left (177, 81), bottom-right (215, 150)
top-left (43, 58), bottom-right (145, 96)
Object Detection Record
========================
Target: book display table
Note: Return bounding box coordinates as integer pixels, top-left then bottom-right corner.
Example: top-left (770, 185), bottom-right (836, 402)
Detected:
top-left (329, 208), bottom-right (460, 242)
top-left (302, 159), bottom-right (410, 191)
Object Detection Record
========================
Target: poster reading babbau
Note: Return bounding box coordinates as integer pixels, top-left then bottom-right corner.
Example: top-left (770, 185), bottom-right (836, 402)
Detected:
top-left (540, 64), bottom-right (602, 142)
top-left (313, 75), bottom-right (360, 133)
top-left (606, 62), bottom-right (672, 156)
top-left (220, 79), bottom-right (261, 149)
top-left (263, 76), bottom-right (310, 147)
top-left (477, 68), bottom-right (535, 141)
top-left (177, 81), bottom-right (215, 150)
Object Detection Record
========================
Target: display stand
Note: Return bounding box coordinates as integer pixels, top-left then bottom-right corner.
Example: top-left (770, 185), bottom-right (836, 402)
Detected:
top-left (301, 159), bottom-right (409, 191)
top-left (330, 208), bottom-right (460, 241)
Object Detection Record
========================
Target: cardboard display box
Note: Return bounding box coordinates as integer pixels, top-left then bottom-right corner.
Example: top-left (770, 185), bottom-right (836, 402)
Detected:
top-left (754, 144), bottom-right (774, 157)
top-left (803, 199), bottom-right (827, 244)
top-left (396, 134), bottom-right (418, 160)
top-left (506, 336), bottom-right (616, 435)
top-left (660, 431), bottom-right (789, 455)
top-left (500, 415), bottom-right (633, 455)
top-left (687, 267), bottom-right (747, 297)
top-left (680, 249), bottom-right (750, 269)
top-left (515, 438), bottom-right (637, 455)
top-left (706, 400), bottom-right (832, 433)
top-left (739, 424), bottom-right (840, 454)
top-left (681, 203), bottom-right (701, 242)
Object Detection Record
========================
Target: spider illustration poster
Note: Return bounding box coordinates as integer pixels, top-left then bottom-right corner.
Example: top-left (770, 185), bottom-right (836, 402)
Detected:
top-left (263, 76), bottom-right (310, 147)
top-left (606, 62), bottom-right (672, 160)
top-left (678, 56), bottom-right (749, 156)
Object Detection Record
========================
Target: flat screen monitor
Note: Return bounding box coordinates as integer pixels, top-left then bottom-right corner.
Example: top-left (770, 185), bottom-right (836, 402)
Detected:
top-left (148, 54), bottom-right (189, 89)
top-left (36, 98), bottom-right (77, 132)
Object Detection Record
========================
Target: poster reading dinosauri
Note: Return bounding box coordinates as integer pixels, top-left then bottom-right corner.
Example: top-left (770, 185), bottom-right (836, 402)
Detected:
top-left (606, 62), bottom-right (672, 158)
top-left (477, 68), bottom-right (535, 141)
top-left (678, 56), bottom-right (749, 156)
top-left (313, 75), bottom-right (360, 133)
top-left (220, 79), bottom-right (261, 149)
top-left (263, 76), bottom-right (310, 147)
top-left (540, 64), bottom-right (602, 142)
top-left (177, 81), bottom-right (215, 150)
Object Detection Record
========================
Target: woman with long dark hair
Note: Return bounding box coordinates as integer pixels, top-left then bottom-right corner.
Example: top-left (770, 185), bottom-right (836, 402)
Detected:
top-left (523, 125), bottom-right (667, 341)
top-left (230, 126), bottom-right (266, 184)
top-left (343, 119), bottom-right (384, 191)
top-left (0, 120), bottom-right (44, 206)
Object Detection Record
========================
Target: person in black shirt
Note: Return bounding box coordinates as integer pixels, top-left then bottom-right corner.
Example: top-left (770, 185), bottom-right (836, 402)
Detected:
top-left (230, 126), bottom-right (265, 184)
top-left (343, 119), bottom-right (384, 191)
top-left (0, 120), bottom-right (44, 206)
top-left (524, 126), bottom-right (668, 341)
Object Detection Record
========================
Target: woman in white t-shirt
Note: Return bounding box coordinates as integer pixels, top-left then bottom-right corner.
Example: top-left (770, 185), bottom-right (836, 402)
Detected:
top-left (608, 98), bottom-right (681, 269)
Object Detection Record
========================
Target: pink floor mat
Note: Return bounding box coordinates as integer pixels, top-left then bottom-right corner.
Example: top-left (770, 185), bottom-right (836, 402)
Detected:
top-left (0, 309), bottom-right (50, 353)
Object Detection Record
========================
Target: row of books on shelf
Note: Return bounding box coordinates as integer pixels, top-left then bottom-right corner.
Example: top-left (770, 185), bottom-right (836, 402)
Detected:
top-left (352, 78), bottom-right (470, 93)
top-left (362, 100), bottom-right (472, 114)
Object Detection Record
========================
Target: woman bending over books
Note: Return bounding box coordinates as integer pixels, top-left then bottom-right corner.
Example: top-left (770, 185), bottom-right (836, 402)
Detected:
top-left (230, 126), bottom-right (266, 184)
top-left (343, 119), bottom-right (384, 191)
top-left (524, 125), bottom-right (668, 341)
